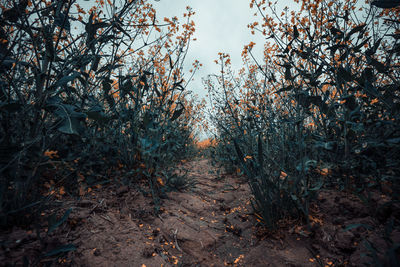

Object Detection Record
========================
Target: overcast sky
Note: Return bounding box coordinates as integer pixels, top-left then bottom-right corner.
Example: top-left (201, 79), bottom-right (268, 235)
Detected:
top-left (152, 0), bottom-right (266, 101)
top-left (76, 0), bottom-right (291, 138)
top-left (77, 0), bottom-right (292, 102)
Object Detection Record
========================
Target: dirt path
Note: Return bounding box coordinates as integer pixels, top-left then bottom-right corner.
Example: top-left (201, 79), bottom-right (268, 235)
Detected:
top-left (2, 158), bottom-right (323, 266)
top-left (2, 158), bottom-right (397, 266)
top-left (69, 159), bottom-right (315, 266)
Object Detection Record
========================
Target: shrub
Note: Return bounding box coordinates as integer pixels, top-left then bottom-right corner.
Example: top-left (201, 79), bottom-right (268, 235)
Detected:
top-left (207, 0), bottom-right (400, 228)
top-left (0, 0), bottom-right (200, 227)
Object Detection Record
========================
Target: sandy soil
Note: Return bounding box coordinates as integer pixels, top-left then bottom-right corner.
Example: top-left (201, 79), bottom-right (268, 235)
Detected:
top-left (1, 158), bottom-right (399, 266)
top-left (69, 158), bottom-right (318, 266)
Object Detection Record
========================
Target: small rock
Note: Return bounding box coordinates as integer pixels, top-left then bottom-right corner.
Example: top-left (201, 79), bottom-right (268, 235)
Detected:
top-left (152, 229), bottom-right (160, 237)
top-left (94, 249), bottom-right (101, 256)
top-left (142, 246), bottom-right (154, 258)
top-left (333, 217), bottom-right (345, 225)
top-left (311, 243), bottom-right (320, 253)
top-left (376, 203), bottom-right (392, 223)
top-left (225, 224), bottom-right (242, 236)
top-left (116, 186), bottom-right (129, 196)
top-left (113, 246), bottom-right (121, 255)
top-left (335, 230), bottom-right (355, 252)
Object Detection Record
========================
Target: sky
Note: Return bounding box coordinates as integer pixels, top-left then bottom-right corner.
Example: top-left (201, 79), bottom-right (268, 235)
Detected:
top-left (152, 0), bottom-right (267, 101)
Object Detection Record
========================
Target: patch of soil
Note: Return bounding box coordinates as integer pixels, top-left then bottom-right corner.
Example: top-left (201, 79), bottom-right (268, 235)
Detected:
top-left (1, 158), bottom-right (399, 266)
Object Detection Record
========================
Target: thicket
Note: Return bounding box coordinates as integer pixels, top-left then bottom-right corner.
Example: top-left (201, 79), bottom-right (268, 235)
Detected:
top-left (207, 0), bottom-right (400, 233)
top-left (0, 0), bottom-right (202, 228)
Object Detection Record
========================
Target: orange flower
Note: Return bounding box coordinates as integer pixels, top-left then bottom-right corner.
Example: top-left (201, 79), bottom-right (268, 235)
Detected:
top-left (370, 98), bottom-right (379, 105)
top-left (44, 150), bottom-right (59, 159)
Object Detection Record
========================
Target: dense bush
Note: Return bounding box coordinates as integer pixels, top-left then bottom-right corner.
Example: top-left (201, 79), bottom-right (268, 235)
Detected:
top-left (0, 0), bottom-right (202, 227)
top-left (207, 0), bottom-right (400, 228)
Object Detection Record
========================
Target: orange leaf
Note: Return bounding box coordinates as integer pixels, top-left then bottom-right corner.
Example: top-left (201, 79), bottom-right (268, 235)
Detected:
top-left (370, 98), bottom-right (379, 105)
top-left (234, 255), bottom-right (244, 264)
top-left (79, 186), bottom-right (85, 196)
top-left (157, 177), bottom-right (165, 186)
top-left (59, 186), bottom-right (66, 195)
top-left (319, 168), bottom-right (329, 176)
top-left (44, 150), bottom-right (59, 159)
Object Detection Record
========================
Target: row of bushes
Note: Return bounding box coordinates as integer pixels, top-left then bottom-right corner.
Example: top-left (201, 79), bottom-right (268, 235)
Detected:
top-left (0, 0), bottom-right (202, 228)
top-left (207, 0), bottom-right (399, 229)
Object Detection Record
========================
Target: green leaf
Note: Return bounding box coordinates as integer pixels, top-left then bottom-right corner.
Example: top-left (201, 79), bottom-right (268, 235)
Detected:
top-left (91, 55), bottom-right (101, 71)
top-left (48, 209), bottom-right (71, 234)
top-left (314, 141), bottom-right (336, 151)
top-left (274, 85), bottom-right (294, 94)
top-left (56, 72), bottom-right (80, 87)
top-left (102, 79), bottom-right (112, 93)
top-left (173, 80), bottom-right (185, 91)
top-left (44, 244), bottom-right (76, 257)
top-left (59, 117), bottom-right (82, 135)
top-left (296, 160), bottom-right (316, 172)
top-left (54, 12), bottom-right (70, 31)
top-left (257, 134), bottom-right (263, 170)
top-left (93, 22), bottom-right (109, 30)
top-left (52, 104), bottom-right (85, 119)
top-left (309, 180), bottom-right (323, 191)
top-left (371, 0), bottom-right (400, 9)
top-left (369, 58), bottom-right (386, 73)
top-left (0, 101), bottom-right (22, 112)
top-left (362, 81), bottom-right (380, 98)
top-left (386, 137), bottom-right (400, 144)
top-left (154, 84), bottom-right (161, 97)
top-left (86, 105), bottom-right (108, 123)
top-left (293, 25), bottom-right (299, 39)
top-left (366, 38), bottom-right (382, 56)
top-left (169, 55), bottom-right (174, 69)
top-left (343, 223), bottom-right (372, 232)
top-left (337, 67), bottom-right (353, 82)
top-left (284, 65), bottom-right (292, 80)
top-left (171, 107), bottom-right (184, 121)
top-left (353, 37), bottom-right (371, 52)
top-left (233, 139), bottom-right (244, 164)
top-left (97, 64), bottom-right (124, 73)
top-left (330, 27), bottom-right (343, 37)
top-left (327, 44), bottom-right (347, 55)
top-left (345, 24), bottom-right (366, 41)
top-left (48, 103), bottom-right (85, 135)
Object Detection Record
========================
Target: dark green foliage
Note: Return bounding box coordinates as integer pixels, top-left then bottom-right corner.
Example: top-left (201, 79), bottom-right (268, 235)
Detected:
top-left (0, 0), bottom-right (199, 229)
top-left (207, 1), bottom-right (400, 230)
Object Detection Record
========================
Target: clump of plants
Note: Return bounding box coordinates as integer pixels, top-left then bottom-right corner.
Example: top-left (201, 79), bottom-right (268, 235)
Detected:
top-left (0, 0), bottom-right (202, 228)
top-left (207, 0), bottom-right (400, 233)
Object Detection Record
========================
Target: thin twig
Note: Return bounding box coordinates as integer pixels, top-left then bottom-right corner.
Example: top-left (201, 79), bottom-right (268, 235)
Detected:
top-left (172, 229), bottom-right (182, 252)
top-left (100, 214), bottom-right (113, 224)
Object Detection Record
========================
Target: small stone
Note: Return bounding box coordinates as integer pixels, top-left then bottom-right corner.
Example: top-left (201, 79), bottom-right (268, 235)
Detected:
top-left (113, 247), bottom-right (121, 254)
top-left (142, 246), bottom-right (154, 258)
top-left (335, 230), bottom-right (355, 252)
top-left (311, 243), bottom-right (320, 253)
top-left (116, 186), bottom-right (129, 196)
top-left (94, 249), bottom-right (101, 256)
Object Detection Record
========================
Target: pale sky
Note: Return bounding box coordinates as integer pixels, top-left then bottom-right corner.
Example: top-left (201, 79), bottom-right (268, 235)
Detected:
top-left (75, 0), bottom-right (292, 102)
top-left (152, 0), bottom-right (266, 101)
top-left (75, 0), bottom-right (292, 138)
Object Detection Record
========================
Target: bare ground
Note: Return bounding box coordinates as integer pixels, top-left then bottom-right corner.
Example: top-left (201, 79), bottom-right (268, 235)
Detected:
top-left (1, 158), bottom-right (399, 266)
